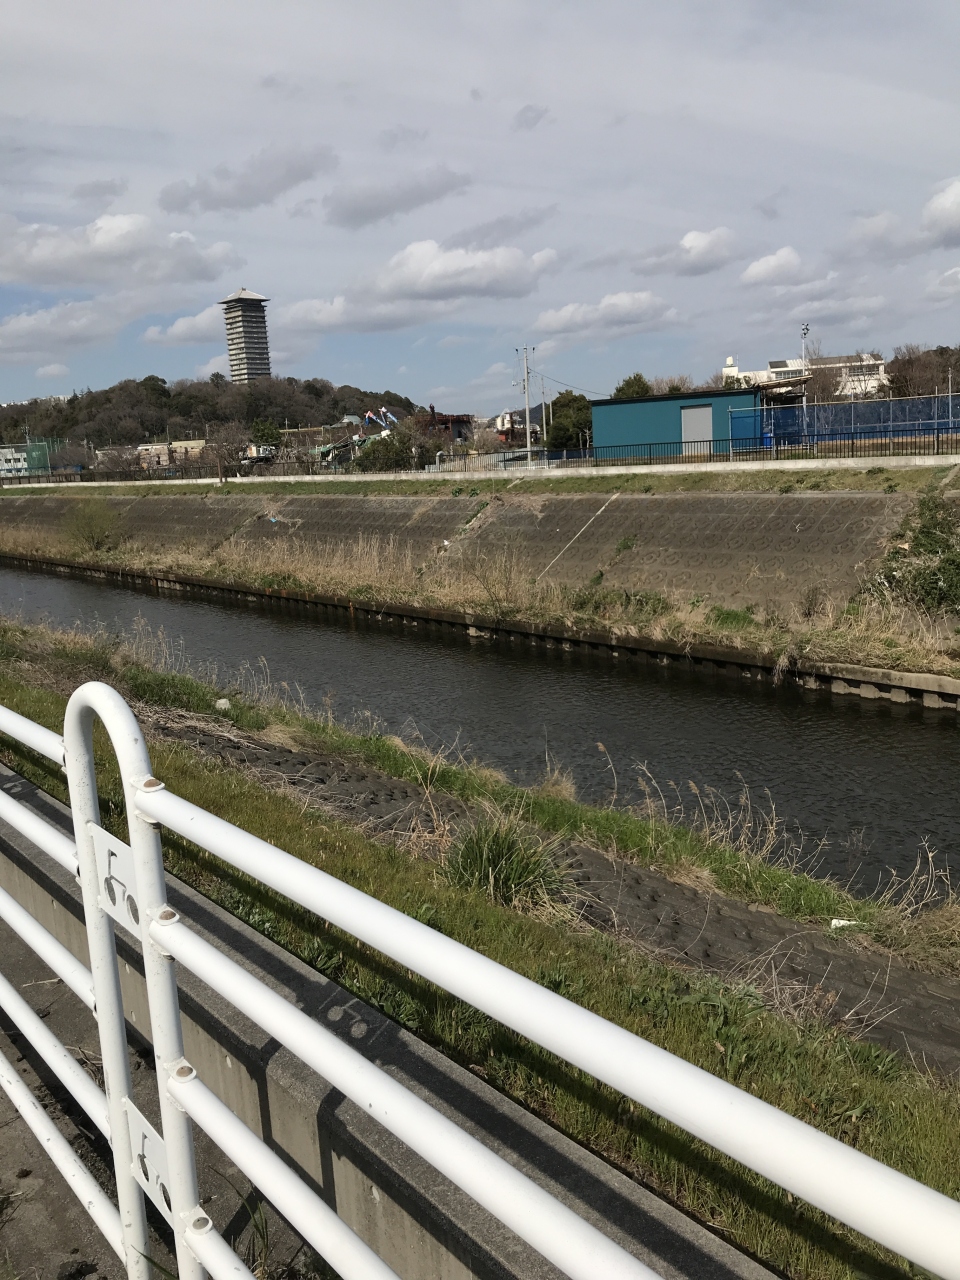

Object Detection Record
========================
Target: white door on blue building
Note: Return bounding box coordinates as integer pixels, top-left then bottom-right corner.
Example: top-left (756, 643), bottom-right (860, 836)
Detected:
top-left (681, 404), bottom-right (712, 456)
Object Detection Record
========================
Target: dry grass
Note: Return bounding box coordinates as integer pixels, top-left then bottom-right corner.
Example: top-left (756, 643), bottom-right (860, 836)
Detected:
top-left (3, 507), bottom-right (959, 679)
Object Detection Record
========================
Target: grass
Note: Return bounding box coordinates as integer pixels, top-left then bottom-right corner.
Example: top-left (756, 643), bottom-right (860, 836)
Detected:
top-left (444, 806), bottom-right (570, 910)
top-left (0, 465), bottom-right (952, 500)
top-left (1, 664), bottom-right (960, 1279)
top-left (1, 616), bottom-right (959, 978)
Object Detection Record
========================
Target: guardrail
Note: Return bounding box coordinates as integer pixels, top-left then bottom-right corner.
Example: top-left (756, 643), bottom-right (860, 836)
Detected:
top-left (0, 685), bottom-right (958, 1279)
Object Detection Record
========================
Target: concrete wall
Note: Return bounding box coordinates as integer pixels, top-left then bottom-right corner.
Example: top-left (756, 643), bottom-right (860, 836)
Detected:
top-left (0, 766), bottom-right (772, 1280)
top-left (0, 488), bottom-right (912, 610)
top-left (591, 389), bottom-right (760, 449)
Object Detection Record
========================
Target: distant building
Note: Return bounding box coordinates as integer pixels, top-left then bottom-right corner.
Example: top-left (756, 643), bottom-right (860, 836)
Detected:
top-left (219, 287), bottom-right (271, 383)
top-left (590, 386), bottom-right (762, 455)
top-left (0, 442), bottom-right (52, 477)
top-left (137, 440), bottom-right (206, 469)
top-left (722, 353), bottom-right (889, 398)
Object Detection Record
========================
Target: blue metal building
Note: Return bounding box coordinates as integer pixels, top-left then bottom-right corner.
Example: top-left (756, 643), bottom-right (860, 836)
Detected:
top-left (590, 387), bottom-right (762, 456)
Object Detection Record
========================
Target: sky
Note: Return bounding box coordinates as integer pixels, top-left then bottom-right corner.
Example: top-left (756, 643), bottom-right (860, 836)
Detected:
top-left (3, 0), bottom-right (960, 413)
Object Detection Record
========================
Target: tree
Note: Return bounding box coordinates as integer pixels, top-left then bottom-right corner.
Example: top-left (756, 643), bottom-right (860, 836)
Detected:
top-left (887, 344), bottom-right (959, 399)
top-left (547, 390), bottom-right (592, 449)
top-left (251, 418), bottom-right (281, 447)
top-left (352, 424), bottom-right (431, 472)
top-left (209, 371), bottom-right (227, 387)
top-left (613, 372), bottom-right (651, 399)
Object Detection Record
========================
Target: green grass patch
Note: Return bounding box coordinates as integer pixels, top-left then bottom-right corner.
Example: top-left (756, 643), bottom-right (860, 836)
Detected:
top-left (0, 669), bottom-right (957, 1279)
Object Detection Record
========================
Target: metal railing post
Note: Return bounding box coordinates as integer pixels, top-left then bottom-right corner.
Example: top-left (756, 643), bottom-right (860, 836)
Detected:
top-left (64, 684), bottom-right (206, 1280)
top-left (63, 700), bottom-right (150, 1280)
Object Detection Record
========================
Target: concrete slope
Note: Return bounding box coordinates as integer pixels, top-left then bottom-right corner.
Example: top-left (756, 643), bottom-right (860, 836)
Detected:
top-left (0, 489), bottom-right (913, 608)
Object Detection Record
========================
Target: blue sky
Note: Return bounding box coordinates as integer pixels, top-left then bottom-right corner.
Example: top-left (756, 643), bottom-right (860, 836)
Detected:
top-left (3, 0), bottom-right (960, 411)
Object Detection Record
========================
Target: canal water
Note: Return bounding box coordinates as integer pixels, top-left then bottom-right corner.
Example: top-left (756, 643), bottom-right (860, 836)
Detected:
top-left (1, 563), bottom-right (956, 890)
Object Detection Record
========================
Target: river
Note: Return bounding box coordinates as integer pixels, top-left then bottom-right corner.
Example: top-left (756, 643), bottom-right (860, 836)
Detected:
top-left (1, 562), bottom-right (956, 890)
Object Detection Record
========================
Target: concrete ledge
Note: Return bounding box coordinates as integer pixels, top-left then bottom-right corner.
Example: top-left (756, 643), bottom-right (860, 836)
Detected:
top-left (0, 763), bottom-right (774, 1280)
top-left (2, 452), bottom-right (959, 490)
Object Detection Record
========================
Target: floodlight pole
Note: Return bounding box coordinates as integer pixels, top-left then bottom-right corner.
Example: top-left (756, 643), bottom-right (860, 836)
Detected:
top-left (801, 322), bottom-right (810, 440)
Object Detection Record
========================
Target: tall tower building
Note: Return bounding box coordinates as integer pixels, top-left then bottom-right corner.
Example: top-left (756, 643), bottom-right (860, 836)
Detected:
top-left (219, 287), bottom-right (271, 383)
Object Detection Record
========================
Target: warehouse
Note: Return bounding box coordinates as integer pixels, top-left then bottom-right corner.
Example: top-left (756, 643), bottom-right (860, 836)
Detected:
top-left (590, 386), bottom-right (763, 458)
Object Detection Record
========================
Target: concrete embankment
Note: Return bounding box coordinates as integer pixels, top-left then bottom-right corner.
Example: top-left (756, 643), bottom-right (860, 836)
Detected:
top-left (0, 488), bottom-right (915, 610)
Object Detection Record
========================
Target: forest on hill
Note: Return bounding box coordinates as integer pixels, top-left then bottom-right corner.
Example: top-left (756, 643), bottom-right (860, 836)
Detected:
top-left (0, 374), bottom-right (422, 453)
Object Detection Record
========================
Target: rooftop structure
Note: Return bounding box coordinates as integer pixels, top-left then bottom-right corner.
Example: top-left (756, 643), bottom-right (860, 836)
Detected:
top-left (722, 353), bottom-right (888, 398)
top-left (219, 287), bottom-right (271, 383)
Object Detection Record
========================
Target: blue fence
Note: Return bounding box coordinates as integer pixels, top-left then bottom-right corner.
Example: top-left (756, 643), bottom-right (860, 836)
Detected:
top-left (729, 392), bottom-right (960, 444)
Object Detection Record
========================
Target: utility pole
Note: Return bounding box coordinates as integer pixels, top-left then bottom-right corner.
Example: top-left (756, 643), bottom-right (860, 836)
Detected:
top-left (522, 345), bottom-right (532, 462)
top-left (540, 374), bottom-right (548, 450)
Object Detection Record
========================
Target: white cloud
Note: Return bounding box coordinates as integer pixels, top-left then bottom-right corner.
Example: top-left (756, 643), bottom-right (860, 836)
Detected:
top-left (0, 297), bottom-right (129, 364)
top-left (373, 240), bottom-right (556, 301)
top-left (512, 105), bottom-right (549, 131)
top-left (636, 227), bottom-right (736, 276)
top-left (273, 240), bottom-right (556, 337)
top-left (196, 353), bottom-right (230, 378)
top-left (143, 303), bottom-right (223, 344)
top-left (322, 166), bottom-right (470, 229)
top-left (159, 145), bottom-right (337, 214)
top-left (35, 362), bottom-right (68, 377)
top-left (920, 179), bottom-right (960, 248)
top-left (927, 265), bottom-right (960, 299)
top-left (740, 246), bottom-right (802, 285)
top-left (275, 295), bottom-right (350, 332)
top-left (0, 214), bottom-right (240, 287)
top-left (789, 294), bottom-right (884, 324)
top-left (534, 289), bottom-right (675, 339)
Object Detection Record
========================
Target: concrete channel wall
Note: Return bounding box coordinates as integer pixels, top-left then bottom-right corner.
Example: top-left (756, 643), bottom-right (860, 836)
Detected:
top-left (0, 766), bottom-right (773, 1280)
top-left (0, 489), bottom-right (915, 609)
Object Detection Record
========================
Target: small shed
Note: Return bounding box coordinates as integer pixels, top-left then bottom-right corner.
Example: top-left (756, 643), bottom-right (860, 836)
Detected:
top-left (590, 387), bottom-right (762, 457)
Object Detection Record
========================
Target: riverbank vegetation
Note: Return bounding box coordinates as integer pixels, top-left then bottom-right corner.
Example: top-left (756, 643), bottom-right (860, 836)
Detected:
top-left (1, 618), bottom-right (958, 974)
top-left (0, 624), bottom-right (958, 1280)
top-left (0, 462), bottom-right (951, 501)
top-left (2, 483), bottom-right (960, 680)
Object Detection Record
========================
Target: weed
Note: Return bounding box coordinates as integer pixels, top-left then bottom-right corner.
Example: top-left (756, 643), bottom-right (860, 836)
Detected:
top-left (444, 806), bottom-right (570, 910)
top-left (705, 604), bottom-right (756, 630)
top-left (799, 583), bottom-right (827, 620)
top-left (615, 536), bottom-right (635, 554)
top-left (65, 499), bottom-right (121, 553)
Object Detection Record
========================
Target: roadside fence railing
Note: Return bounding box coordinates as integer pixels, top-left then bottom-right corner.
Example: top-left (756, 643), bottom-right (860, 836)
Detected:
top-left (0, 683), bottom-right (959, 1279)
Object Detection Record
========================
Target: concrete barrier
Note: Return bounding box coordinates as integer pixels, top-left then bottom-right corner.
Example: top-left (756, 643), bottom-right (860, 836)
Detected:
top-left (0, 764), bottom-right (773, 1280)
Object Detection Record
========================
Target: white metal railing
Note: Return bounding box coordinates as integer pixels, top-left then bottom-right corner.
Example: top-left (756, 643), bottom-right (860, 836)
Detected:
top-left (0, 685), bottom-right (957, 1279)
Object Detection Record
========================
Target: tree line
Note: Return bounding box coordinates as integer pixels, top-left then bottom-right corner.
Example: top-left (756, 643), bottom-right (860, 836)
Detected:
top-left (0, 373), bottom-right (421, 462)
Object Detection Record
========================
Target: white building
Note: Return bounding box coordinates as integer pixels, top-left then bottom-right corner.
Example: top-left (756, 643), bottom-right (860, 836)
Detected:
top-left (722, 353), bottom-right (889, 398)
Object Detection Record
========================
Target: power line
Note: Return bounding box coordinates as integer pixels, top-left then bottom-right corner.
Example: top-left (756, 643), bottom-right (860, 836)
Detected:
top-left (528, 368), bottom-right (609, 398)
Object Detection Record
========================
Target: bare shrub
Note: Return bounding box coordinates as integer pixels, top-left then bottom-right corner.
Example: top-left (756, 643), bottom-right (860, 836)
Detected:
top-left (66, 499), bottom-right (121, 553)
